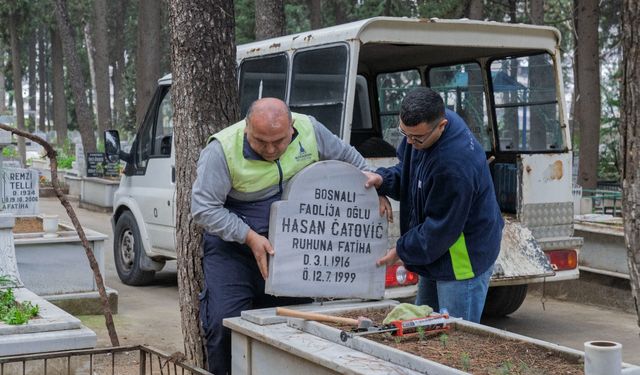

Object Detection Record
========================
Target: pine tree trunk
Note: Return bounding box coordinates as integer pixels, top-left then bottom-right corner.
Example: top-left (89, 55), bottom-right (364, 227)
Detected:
top-left (9, 14), bottom-right (27, 166)
top-left (54, 0), bottom-right (97, 154)
top-left (136, 0), bottom-right (162, 127)
top-left (255, 0), bottom-right (285, 40)
top-left (0, 48), bottom-right (6, 113)
top-left (309, 0), bottom-right (322, 29)
top-left (28, 34), bottom-right (37, 131)
top-left (110, 0), bottom-right (127, 129)
top-left (92, 0), bottom-right (111, 135)
top-left (38, 29), bottom-right (47, 133)
top-left (51, 28), bottom-right (68, 147)
top-left (530, 0), bottom-right (544, 24)
top-left (467, 0), bottom-right (483, 20)
top-left (621, 0), bottom-right (640, 328)
top-left (168, 0), bottom-right (239, 368)
top-left (574, 0), bottom-right (601, 189)
top-left (84, 24), bottom-right (98, 118)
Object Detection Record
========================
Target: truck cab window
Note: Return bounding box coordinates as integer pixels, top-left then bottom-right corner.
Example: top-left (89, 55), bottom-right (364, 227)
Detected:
top-left (133, 87), bottom-right (168, 173)
top-left (490, 54), bottom-right (564, 152)
top-left (153, 91), bottom-right (173, 157)
top-left (239, 54), bottom-right (288, 117)
top-left (290, 45), bottom-right (348, 136)
top-left (429, 62), bottom-right (492, 151)
top-left (376, 69), bottom-right (421, 149)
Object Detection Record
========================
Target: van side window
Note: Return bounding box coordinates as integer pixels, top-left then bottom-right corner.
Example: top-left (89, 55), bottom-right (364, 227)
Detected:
top-left (153, 90), bottom-right (173, 157)
top-left (290, 45), bottom-right (348, 136)
top-left (376, 69), bottom-right (421, 149)
top-left (239, 54), bottom-right (288, 117)
top-left (490, 54), bottom-right (564, 152)
top-left (429, 62), bottom-right (492, 151)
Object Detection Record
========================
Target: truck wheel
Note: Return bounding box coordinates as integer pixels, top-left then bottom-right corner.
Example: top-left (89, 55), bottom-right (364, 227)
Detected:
top-left (114, 211), bottom-right (156, 285)
top-left (483, 284), bottom-right (528, 317)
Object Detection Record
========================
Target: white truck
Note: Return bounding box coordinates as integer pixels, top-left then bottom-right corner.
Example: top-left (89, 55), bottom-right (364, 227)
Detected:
top-left (104, 17), bottom-right (582, 315)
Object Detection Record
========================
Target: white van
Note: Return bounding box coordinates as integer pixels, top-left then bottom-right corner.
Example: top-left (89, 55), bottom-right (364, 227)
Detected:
top-left (105, 17), bottom-right (582, 315)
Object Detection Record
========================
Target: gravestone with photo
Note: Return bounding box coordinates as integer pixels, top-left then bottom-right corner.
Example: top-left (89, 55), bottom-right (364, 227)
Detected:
top-left (265, 160), bottom-right (388, 300)
top-left (86, 152), bottom-right (105, 178)
top-left (0, 167), bottom-right (39, 215)
top-left (104, 160), bottom-right (120, 178)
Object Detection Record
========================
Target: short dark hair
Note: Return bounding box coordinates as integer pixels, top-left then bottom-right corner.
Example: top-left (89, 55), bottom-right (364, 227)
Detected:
top-left (400, 87), bottom-right (445, 127)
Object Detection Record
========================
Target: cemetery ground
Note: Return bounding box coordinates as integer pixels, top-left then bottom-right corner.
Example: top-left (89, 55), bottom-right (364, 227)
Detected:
top-left (36, 197), bottom-right (640, 366)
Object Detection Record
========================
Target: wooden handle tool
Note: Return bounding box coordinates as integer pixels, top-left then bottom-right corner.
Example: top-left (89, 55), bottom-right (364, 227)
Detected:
top-left (276, 307), bottom-right (360, 326)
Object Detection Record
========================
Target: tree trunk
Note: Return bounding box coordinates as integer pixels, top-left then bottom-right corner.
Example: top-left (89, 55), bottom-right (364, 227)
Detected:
top-left (0, 48), bottom-right (6, 113)
top-left (109, 0), bottom-right (127, 130)
top-left (530, 0), bottom-right (543, 24)
top-left (51, 28), bottom-right (68, 147)
top-left (38, 29), bottom-right (47, 133)
top-left (54, 0), bottom-right (97, 155)
top-left (309, 0), bottom-right (322, 29)
top-left (9, 14), bottom-right (27, 166)
top-left (84, 24), bottom-right (97, 118)
top-left (92, 0), bottom-right (111, 135)
top-left (136, 0), bottom-right (162, 127)
top-left (255, 0), bottom-right (285, 40)
top-left (621, 0), bottom-right (640, 327)
top-left (467, 0), bottom-right (483, 20)
top-left (168, 0), bottom-right (239, 368)
top-left (28, 33), bottom-right (37, 132)
top-left (574, 0), bottom-right (601, 189)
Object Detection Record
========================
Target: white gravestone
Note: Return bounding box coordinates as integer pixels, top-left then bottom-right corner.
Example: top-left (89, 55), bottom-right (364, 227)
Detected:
top-left (1, 167), bottom-right (39, 215)
top-left (0, 214), bottom-right (22, 286)
top-left (74, 143), bottom-right (85, 177)
top-left (266, 161), bottom-right (388, 300)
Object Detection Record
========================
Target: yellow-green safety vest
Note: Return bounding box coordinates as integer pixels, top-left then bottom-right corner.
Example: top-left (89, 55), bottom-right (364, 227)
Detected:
top-left (210, 113), bottom-right (320, 193)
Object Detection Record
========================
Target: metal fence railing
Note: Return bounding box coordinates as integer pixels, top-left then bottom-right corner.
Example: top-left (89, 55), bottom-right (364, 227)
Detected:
top-left (0, 346), bottom-right (212, 375)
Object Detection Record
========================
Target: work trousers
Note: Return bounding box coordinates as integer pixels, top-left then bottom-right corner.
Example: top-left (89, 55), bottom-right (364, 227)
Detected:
top-left (200, 233), bottom-right (310, 375)
top-left (415, 264), bottom-right (494, 323)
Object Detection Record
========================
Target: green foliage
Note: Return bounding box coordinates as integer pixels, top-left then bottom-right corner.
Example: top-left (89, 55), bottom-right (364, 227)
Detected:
top-left (0, 287), bottom-right (39, 325)
top-left (2, 145), bottom-right (17, 159)
top-left (439, 333), bottom-right (448, 348)
top-left (460, 352), bottom-right (471, 372)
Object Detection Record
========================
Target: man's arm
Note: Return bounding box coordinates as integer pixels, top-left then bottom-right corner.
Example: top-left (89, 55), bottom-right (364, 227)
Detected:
top-left (396, 172), bottom-right (473, 266)
top-left (311, 118), bottom-right (368, 170)
top-left (374, 140), bottom-right (406, 201)
top-left (191, 140), bottom-right (250, 243)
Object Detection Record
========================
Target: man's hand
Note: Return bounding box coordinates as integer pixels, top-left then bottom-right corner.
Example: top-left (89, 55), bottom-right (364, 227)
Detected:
top-left (376, 246), bottom-right (401, 267)
top-left (245, 230), bottom-right (274, 279)
top-left (378, 195), bottom-right (393, 223)
top-left (363, 171), bottom-right (383, 189)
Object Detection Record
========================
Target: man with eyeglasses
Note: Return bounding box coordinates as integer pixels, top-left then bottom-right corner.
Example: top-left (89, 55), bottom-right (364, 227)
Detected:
top-left (191, 97), bottom-right (368, 375)
top-left (365, 87), bottom-right (504, 323)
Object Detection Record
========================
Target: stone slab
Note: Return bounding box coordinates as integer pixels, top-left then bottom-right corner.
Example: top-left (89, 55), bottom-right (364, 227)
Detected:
top-left (0, 288), bottom-right (82, 335)
top-left (266, 161), bottom-right (387, 300)
top-left (45, 287), bottom-right (119, 315)
top-left (0, 326), bottom-right (96, 356)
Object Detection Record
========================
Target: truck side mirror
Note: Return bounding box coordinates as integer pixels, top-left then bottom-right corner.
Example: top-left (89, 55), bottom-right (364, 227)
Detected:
top-left (104, 130), bottom-right (121, 163)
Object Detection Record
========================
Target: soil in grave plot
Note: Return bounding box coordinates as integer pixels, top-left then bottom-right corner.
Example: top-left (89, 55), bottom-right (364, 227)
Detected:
top-left (13, 217), bottom-right (43, 233)
top-left (330, 308), bottom-right (584, 375)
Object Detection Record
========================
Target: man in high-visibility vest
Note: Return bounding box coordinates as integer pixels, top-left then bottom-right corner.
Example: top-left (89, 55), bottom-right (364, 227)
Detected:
top-left (192, 98), bottom-right (368, 375)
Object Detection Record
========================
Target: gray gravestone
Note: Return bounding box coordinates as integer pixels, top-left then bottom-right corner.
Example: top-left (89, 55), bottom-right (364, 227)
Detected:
top-left (0, 167), bottom-right (40, 215)
top-left (74, 143), bottom-right (85, 176)
top-left (265, 161), bottom-right (388, 300)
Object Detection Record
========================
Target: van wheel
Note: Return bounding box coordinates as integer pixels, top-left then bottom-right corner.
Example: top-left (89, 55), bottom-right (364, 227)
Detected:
top-left (483, 284), bottom-right (528, 317)
top-left (114, 211), bottom-right (155, 285)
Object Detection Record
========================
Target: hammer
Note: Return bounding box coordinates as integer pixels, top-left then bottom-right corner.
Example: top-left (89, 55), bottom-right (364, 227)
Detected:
top-left (275, 307), bottom-right (374, 329)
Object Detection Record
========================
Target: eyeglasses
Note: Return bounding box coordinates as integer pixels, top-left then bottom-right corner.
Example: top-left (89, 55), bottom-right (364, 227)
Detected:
top-left (397, 121), bottom-right (439, 144)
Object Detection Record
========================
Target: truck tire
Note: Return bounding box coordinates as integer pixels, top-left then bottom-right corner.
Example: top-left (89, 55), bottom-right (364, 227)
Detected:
top-left (483, 284), bottom-right (528, 317)
top-left (114, 211), bottom-right (156, 285)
